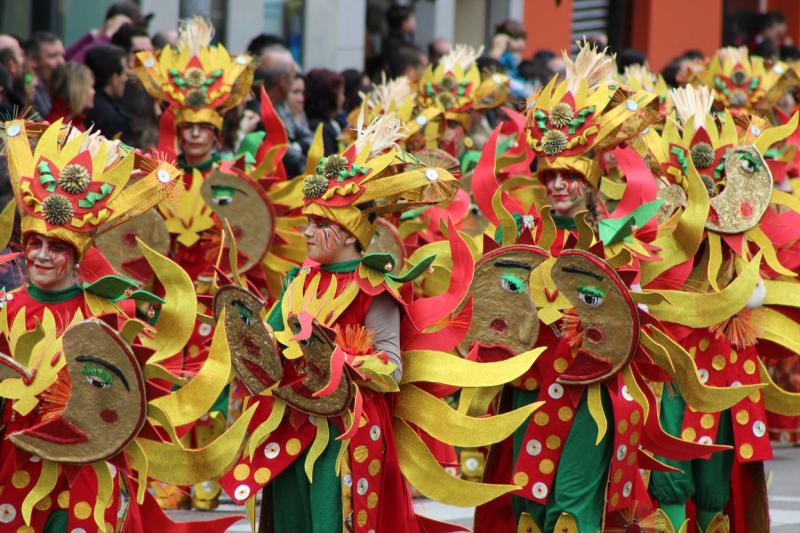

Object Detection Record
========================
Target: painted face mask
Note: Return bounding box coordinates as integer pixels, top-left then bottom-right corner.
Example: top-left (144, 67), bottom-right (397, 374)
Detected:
top-left (214, 286), bottom-right (283, 395)
top-left (366, 218), bottom-right (406, 273)
top-left (10, 319), bottom-right (147, 464)
top-left (273, 315), bottom-right (353, 417)
top-left (201, 167), bottom-right (275, 274)
top-left (94, 209), bottom-right (171, 280)
top-left (458, 245), bottom-right (549, 357)
top-left (705, 145), bottom-right (772, 234)
top-left (552, 250), bottom-right (639, 385)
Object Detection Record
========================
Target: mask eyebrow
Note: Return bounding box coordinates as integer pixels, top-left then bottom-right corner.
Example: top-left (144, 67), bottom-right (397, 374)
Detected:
top-left (494, 260), bottom-right (533, 271)
top-left (75, 355), bottom-right (130, 391)
top-left (561, 265), bottom-right (604, 281)
top-left (211, 184), bottom-right (248, 196)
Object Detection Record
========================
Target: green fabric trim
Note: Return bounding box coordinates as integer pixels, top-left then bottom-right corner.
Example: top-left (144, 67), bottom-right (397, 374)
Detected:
top-left (552, 214), bottom-right (577, 230)
top-left (27, 284), bottom-right (82, 303)
top-left (42, 509), bottom-right (67, 532)
top-left (83, 275), bottom-right (164, 304)
top-left (321, 259), bottom-right (361, 273)
top-left (178, 152), bottom-right (221, 173)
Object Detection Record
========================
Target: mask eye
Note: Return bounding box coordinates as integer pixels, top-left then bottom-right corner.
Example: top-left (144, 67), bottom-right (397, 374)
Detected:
top-left (500, 273), bottom-right (526, 294)
top-left (232, 300), bottom-right (255, 326)
top-left (80, 363), bottom-right (114, 389)
top-left (577, 286), bottom-right (605, 308)
top-left (737, 152), bottom-right (762, 174)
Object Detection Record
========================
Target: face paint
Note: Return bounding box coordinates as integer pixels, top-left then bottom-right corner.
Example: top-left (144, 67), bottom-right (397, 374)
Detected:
top-left (200, 168), bottom-right (275, 274)
top-left (544, 170), bottom-right (588, 216)
top-left (303, 217), bottom-right (354, 264)
top-left (705, 146), bottom-right (772, 234)
top-left (214, 286), bottom-right (283, 395)
top-left (10, 319), bottom-right (146, 464)
top-left (458, 246), bottom-right (549, 357)
top-left (24, 234), bottom-right (76, 291)
top-left (552, 250), bottom-right (639, 385)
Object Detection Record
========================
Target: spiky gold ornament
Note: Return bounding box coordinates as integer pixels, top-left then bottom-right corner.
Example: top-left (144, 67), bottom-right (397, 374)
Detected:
top-left (729, 90), bottom-right (747, 107)
top-left (303, 174), bottom-right (329, 199)
top-left (58, 164), bottom-right (91, 194)
top-left (541, 129), bottom-right (568, 156)
top-left (548, 102), bottom-right (574, 129)
top-left (42, 194), bottom-right (73, 225)
top-left (321, 154), bottom-right (349, 179)
top-left (185, 89), bottom-right (208, 108)
top-left (690, 142), bottom-right (715, 169)
top-left (730, 69), bottom-right (747, 86)
top-left (184, 67), bottom-right (206, 88)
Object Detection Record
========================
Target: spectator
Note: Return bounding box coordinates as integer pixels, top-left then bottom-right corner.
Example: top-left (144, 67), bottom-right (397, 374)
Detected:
top-left (111, 24), bottom-right (158, 148)
top-left (0, 34), bottom-right (24, 81)
top-left (0, 48), bottom-right (24, 108)
top-left (25, 32), bottom-right (65, 117)
top-left (387, 45), bottom-right (426, 81)
top-left (337, 68), bottom-right (370, 127)
top-left (488, 19), bottom-right (527, 73)
top-left (618, 48), bottom-right (647, 72)
top-left (428, 38), bottom-right (452, 68)
top-left (46, 61), bottom-right (94, 131)
top-left (0, 63), bottom-right (15, 117)
top-left (753, 39), bottom-right (779, 60)
top-left (288, 74), bottom-right (308, 129)
top-left (305, 68), bottom-right (345, 156)
top-left (151, 30), bottom-right (178, 50)
top-left (259, 45), bottom-right (311, 176)
top-left (753, 11), bottom-right (788, 51)
top-left (382, 4), bottom-right (416, 72)
top-left (66, 1), bottom-right (144, 63)
top-left (247, 33), bottom-right (286, 60)
top-left (84, 44), bottom-right (129, 140)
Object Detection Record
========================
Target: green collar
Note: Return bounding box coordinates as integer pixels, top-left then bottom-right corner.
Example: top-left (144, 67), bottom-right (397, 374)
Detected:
top-left (321, 258), bottom-right (362, 273)
top-left (552, 214), bottom-right (578, 231)
top-left (27, 284), bottom-right (82, 303)
top-left (178, 152), bottom-right (221, 173)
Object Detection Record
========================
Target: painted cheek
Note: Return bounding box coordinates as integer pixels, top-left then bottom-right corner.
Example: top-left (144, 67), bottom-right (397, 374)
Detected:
top-left (100, 408), bottom-right (118, 423)
top-left (566, 180), bottom-right (585, 200)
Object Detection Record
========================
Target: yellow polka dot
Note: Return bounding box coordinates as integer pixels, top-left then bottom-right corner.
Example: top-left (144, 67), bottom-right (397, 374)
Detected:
top-left (254, 468), bottom-right (271, 484)
top-left (16, 526), bottom-right (34, 533)
top-left (627, 453), bottom-right (636, 466)
top-left (735, 410), bottom-right (750, 425)
top-left (357, 509), bottom-right (368, 527)
top-left (682, 427), bottom-right (696, 441)
top-left (11, 471), bottom-right (30, 489)
top-left (613, 468), bottom-right (622, 484)
top-left (73, 501), bottom-right (92, 520)
top-left (629, 431), bottom-right (640, 446)
top-left (285, 438), bottom-right (302, 456)
top-left (513, 472), bottom-right (529, 487)
top-left (524, 378), bottom-right (538, 390)
top-left (358, 416), bottom-right (368, 428)
top-left (729, 350), bottom-right (738, 364)
top-left (617, 420), bottom-right (628, 434)
top-left (233, 464), bottom-right (250, 481)
top-left (557, 406), bottom-right (573, 422)
top-left (534, 412), bottom-right (550, 426)
top-left (353, 445), bottom-right (369, 463)
top-left (698, 338), bottom-right (710, 352)
top-left (34, 496), bottom-right (51, 511)
top-left (700, 414), bottom-right (715, 429)
top-left (749, 390), bottom-right (761, 403)
top-left (739, 443), bottom-right (753, 460)
top-left (366, 492), bottom-right (379, 509)
top-left (105, 523), bottom-right (114, 531)
top-left (368, 459), bottom-right (381, 477)
top-left (610, 493), bottom-right (620, 507)
top-left (57, 491), bottom-right (70, 509)
top-left (630, 411), bottom-right (640, 425)
top-left (546, 435), bottom-right (561, 450)
top-left (553, 358), bottom-right (569, 373)
top-left (188, 345), bottom-right (200, 357)
top-left (539, 459), bottom-right (554, 474)
top-left (743, 360), bottom-right (756, 375)
top-left (712, 355), bottom-right (726, 371)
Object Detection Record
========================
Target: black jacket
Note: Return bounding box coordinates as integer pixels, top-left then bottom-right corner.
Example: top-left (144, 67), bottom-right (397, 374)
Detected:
top-left (85, 89), bottom-right (129, 140)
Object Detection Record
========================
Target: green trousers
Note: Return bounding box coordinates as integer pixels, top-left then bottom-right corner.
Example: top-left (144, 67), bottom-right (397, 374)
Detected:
top-left (511, 387), bottom-right (613, 532)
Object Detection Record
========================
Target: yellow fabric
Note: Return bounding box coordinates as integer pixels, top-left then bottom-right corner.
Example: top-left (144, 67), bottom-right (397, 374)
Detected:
top-left (401, 347), bottom-right (544, 387)
top-left (21, 459), bottom-right (59, 525)
top-left (587, 383), bottom-right (607, 445)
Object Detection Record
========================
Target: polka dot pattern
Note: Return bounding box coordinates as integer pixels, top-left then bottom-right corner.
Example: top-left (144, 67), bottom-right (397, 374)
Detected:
top-left (604, 373), bottom-right (645, 512)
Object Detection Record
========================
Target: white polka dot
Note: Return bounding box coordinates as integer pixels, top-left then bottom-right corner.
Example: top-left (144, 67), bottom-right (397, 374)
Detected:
top-left (234, 484), bottom-right (250, 500)
top-left (625, 99), bottom-right (638, 111)
top-left (621, 386), bottom-right (633, 402)
top-left (425, 168), bottom-right (438, 182)
top-left (107, 463), bottom-right (117, 477)
top-left (698, 435), bottom-right (713, 445)
top-left (6, 124), bottom-right (19, 137)
top-left (157, 169), bottom-right (172, 184)
top-left (698, 368), bottom-right (709, 384)
top-left (531, 482), bottom-right (548, 499)
top-left (548, 383), bottom-right (564, 399)
top-left (201, 480), bottom-right (215, 492)
top-left (616, 444), bottom-right (627, 461)
top-left (370, 425), bottom-right (381, 441)
top-left (198, 323), bottom-right (213, 337)
top-left (356, 478), bottom-right (369, 496)
top-left (0, 503), bottom-right (17, 523)
top-left (236, 55), bottom-right (249, 65)
top-left (143, 58), bottom-right (155, 68)
top-left (622, 481), bottom-right (632, 497)
top-left (71, 529), bottom-right (88, 533)
top-left (264, 442), bottom-right (280, 459)
top-left (731, 380), bottom-right (742, 387)
top-left (415, 115), bottom-right (427, 126)
top-left (525, 439), bottom-right (542, 456)
top-left (492, 74), bottom-right (503, 84)
top-left (750, 125), bottom-right (761, 137)
top-left (522, 215), bottom-right (534, 229)
top-left (464, 457), bottom-right (479, 472)
top-left (774, 64), bottom-right (786, 74)
top-left (343, 474), bottom-right (352, 488)
top-left (752, 420), bottom-right (766, 437)
top-left (29, 455), bottom-right (41, 463)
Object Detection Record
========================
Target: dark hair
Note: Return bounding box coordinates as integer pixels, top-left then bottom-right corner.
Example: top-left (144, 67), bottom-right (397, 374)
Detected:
top-left (110, 23), bottom-right (149, 53)
top-left (661, 59), bottom-right (681, 88)
top-left (753, 39), bottom-right (779, 59)
top-left (84, 44), bottom-right (125, 89)
top-left (494, 19), bottom-right (527, 39)
top-left (387, 45), bottom-right (424, 78)
top-left (151, 31), bottom-right (174, 50)
top-left (532, 49), bottom-right (557, 62)
top-left (781, 45), bottom-right (800, 61)
top-left (386, 5), bottom-right (414, 31)
top-left (24, 32), bottom-right (60, 57)
top-left (476, 56), bottom-right (503, 74)
top-left (758, 10), bottom-right (786, 32)
top-left (105, 1), bottom-right (143, 24)
top-left (681, 49), bottom-right (704, 60)
top-left (341, 68), bottom-right (365, 114)
top-left (618, 48), bottom-right (646, 72)
top-left (304, 68), bottom-right (344, 120)
top-left (0, 47), bottom-right (18, 67)
top-left (246, 33), bottom-right (285, 57)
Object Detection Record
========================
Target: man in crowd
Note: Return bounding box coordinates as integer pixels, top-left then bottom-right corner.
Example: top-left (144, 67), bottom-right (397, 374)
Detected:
top-left (24, 32), bottom-right (65, 118)
top-left (84, 44), bottom-right (129, 140)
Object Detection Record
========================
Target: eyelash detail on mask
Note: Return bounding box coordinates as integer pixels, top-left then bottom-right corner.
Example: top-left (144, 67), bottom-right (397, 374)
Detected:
top-left (500, 273), bottom-right (526, 293)
top-left (80, 363), bottom-right (114, 389)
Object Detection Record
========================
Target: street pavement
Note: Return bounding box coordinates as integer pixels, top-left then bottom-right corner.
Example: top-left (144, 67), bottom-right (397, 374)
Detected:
top-left (167, 443), bottom-right (800, 531)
